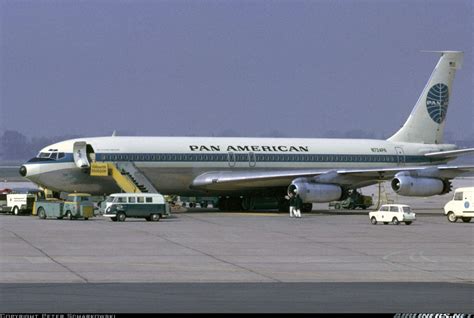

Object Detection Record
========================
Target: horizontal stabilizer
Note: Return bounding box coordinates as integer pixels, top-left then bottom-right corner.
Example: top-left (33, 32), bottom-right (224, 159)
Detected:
top-left (424, 148), bottom-right (474, 158)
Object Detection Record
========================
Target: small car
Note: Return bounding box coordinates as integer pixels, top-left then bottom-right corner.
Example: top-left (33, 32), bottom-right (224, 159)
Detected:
top-left (369, 204), bottom-right (416, 225)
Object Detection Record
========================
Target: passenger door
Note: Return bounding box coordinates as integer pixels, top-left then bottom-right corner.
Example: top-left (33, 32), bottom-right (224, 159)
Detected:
top-left (395, 147), bottom-right (405, 166)
top-left (227, 152), bottom-right (236, 168)
top-left (73, 142), bottom-right (90, 168)
top-left (248, 152), bottom-right (257, 167)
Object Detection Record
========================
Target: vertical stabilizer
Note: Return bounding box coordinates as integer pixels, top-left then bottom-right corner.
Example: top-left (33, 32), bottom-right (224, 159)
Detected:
top-left (388, 51), bottom-right (463, 144)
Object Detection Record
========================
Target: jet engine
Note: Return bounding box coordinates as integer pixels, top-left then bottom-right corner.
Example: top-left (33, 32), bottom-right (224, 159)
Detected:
top-left (390, 176), bottom-right (450, 197)
top-left (288, 181), bottom-right (342, 203)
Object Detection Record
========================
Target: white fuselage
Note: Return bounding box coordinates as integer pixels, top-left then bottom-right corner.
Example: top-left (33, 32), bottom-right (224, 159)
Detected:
top-left (21, 136), bottom-right (454, 196)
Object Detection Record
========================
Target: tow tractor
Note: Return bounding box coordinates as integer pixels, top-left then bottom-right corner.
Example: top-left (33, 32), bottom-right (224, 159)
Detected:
top-left (329, 189), bottom-right (373, 210)
top-left (34, 193), bottom-right (95, 220)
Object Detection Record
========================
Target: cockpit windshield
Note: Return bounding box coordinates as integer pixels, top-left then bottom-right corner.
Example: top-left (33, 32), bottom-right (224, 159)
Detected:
top-left (38, 152), bottom-right (52, 158)
top-left (36, 151), bottom-right (65, 160)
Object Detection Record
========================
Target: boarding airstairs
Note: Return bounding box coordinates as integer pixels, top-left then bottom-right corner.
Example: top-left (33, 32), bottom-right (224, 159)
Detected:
top-left (90, 162), bottom-right (159, 194)
top-left (115, 162), bottom-right (158, 193)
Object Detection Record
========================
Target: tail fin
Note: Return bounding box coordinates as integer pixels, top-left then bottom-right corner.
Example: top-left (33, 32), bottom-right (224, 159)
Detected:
top-left (388, 51), bottom-right (463, 144)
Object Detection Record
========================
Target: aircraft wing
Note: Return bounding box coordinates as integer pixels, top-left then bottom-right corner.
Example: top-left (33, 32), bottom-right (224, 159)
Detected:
top-left (191, 165), bottom-right (474, 192)
top-left (424, 148), bottom-right (474, 158)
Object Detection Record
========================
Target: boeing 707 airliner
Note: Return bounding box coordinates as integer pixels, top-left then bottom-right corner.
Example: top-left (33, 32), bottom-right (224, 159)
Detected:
top-left (20, 51), bottom-right (474, 211)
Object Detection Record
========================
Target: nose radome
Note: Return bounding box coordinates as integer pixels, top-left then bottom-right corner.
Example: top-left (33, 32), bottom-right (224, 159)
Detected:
top-left (19, 165), bottom-right (27, 177)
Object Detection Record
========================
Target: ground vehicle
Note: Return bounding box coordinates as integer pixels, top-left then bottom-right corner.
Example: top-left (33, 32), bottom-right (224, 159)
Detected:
top-left (0, 189), bottom-right (44, 215)
top-left (329, 190), bottom-right (373, 210)
top-left (179, 196), bottom-right (219, 208)
top-left (0, 188), bottom-right (12, 208)
top-left (35, 193), bottom-right (94, 220)
top-left (103, 193), bottom-right (170, 222)
top-left (369, 204), bottom-right (416, 225)
top-left (444, 187), bottom-right (474, 223)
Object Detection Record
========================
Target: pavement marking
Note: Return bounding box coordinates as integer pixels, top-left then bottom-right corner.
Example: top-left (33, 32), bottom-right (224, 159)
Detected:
top-left (115, 223), bottom-right (282, 283)
top-left (4, 229), bottom-right (89, 283)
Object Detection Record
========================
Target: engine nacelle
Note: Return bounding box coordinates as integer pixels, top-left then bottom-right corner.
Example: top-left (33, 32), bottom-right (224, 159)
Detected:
top-left (391, 176), bottom-right (446, 197)
top-left (288, 181), bottom-right (342, 203)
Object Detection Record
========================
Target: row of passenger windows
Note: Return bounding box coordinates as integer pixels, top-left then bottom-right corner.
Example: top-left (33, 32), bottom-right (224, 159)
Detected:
top-left (99, 153), bottom-right (416, 163)
top-left (113, 197), bottom-right (153, 203)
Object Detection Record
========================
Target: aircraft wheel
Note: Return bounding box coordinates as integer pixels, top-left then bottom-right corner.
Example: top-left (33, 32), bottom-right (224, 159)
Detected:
top-left (302, 203), bottom-right (312, 213)
top-left (370, 217), bottom-right (377, 225)
top-left (461, 217), bottom-right (471, 223)
top-left (278, 198), bottom-right (289, 212)
top-left (241, 197), bottom-right (256, 211)
top-left (447, 212), bottom-right (457, 223)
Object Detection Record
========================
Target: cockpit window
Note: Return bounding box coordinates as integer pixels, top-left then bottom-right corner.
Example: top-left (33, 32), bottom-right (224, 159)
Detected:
top-left (37, 151), bottom-right (65, 160)
top-left (38, 152), bottom-right (51, 158)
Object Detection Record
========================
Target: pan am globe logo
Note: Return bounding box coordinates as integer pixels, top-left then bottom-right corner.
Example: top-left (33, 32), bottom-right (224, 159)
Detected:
top-left (426, 83), bottom-right (449, 124)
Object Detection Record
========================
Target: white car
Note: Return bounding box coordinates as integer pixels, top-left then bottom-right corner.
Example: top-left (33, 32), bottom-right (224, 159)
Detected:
top-left (369, 204), bottom-right (416, 225)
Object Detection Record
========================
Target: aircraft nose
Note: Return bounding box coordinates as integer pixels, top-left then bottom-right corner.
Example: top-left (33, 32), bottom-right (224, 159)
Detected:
top-left (19, 165), bottom-right (27, 177)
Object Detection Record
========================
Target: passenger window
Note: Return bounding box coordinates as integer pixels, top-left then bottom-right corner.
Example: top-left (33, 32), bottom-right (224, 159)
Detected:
top-left (146, 197), bottom-right (153, 203)
top-left (117, 197), bottom-right (126, 203)
top-left (58, 152), bottom-right (65, 159)
top-left (390, 206), bottom-right (399, 212)
top-left (380, 206), bottom-right (389, 212)
top-left (128, 197), bottom-right (136, 203)
top-left (137, 197), bottom-right (144, 203)
top-left (454, 192), bottom-right (463, 201)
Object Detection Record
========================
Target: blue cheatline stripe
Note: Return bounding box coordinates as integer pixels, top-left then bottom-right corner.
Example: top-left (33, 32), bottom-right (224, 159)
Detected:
top-left (92, 152), bottom-right (440, 164)
top-left (25, 152), bottom-right (443, 165)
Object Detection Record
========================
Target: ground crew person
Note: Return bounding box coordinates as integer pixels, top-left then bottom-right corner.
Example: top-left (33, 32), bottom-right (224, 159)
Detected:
top-left (288, 192), bottom-right (296, 218)
top-left (294, 191), bottom-right (303, 218)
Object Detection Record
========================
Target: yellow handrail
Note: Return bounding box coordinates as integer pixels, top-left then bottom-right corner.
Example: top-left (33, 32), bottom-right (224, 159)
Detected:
top-left (90, 162), bottom-right (142, 193)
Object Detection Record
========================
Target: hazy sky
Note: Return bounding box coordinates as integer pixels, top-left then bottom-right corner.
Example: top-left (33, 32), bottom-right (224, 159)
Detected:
top-left (1, 0), bottom-right (472, 140)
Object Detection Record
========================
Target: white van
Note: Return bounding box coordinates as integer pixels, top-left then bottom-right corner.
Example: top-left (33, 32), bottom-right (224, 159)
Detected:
top-left (0, 190), bottom-right (44, 215)
top-left (443, 187), bottom-right (474, 223)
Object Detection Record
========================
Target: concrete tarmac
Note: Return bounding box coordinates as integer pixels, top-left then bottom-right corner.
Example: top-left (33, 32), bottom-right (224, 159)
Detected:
top-left (1, 282), bottom-right (473, 313)
top-left (0, 211), bottom-right (473, 312)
